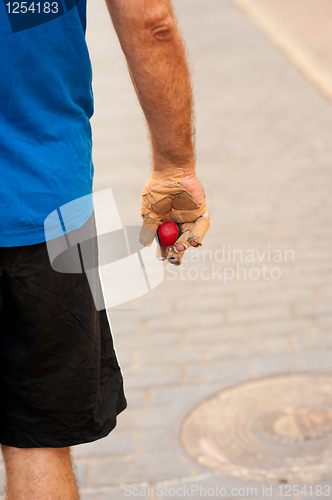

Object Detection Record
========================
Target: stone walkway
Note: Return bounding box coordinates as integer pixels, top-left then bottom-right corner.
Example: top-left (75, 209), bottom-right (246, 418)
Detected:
top-left (1, 0), bottom-right (332, 498)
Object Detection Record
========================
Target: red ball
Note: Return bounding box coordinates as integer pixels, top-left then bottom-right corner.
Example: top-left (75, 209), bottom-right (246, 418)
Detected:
top-left (158, 221), bottom-right (179, 247)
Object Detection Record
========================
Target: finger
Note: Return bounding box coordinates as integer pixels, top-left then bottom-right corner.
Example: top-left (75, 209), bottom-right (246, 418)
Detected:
top-left (158, 244), bottom-right (184, 265)
top-left (174, 241), bottom-right (200, 251)
top-left (158, 244), bottom-right (169, 260)
top-left (166, 247), bottom-right (185, 266)
top-left (139, 217), bottom-right (162, 246)
top-left (187, 212), bottom-right (210, 246)
top-left (173, 222), bottom-right (196, 252)
top-left (174, 212), bottom-right (210, 250)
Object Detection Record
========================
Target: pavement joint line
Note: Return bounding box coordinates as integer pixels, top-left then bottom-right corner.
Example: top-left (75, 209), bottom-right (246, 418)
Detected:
top-left (233, 0), bottom-right (332, 103)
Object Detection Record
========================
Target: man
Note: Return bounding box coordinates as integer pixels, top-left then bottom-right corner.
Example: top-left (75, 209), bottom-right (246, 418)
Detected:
top-left (0, 0), bottom-right (209, 498)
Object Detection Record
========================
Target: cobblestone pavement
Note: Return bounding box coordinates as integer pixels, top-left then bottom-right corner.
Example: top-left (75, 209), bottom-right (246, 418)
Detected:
top-left (1, 0), bottom-right (332, 498)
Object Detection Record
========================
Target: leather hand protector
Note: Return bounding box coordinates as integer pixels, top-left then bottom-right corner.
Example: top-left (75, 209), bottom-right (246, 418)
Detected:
top-left (139, 167), bottom-right (210, 265)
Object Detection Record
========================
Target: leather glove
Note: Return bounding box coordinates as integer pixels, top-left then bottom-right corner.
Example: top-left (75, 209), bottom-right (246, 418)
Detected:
top-left (139, 167), bottom-right (210, 265)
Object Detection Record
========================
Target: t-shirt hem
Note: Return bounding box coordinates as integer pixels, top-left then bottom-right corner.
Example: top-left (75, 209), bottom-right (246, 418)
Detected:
top-left (0, 205), bottom-right (94, 248)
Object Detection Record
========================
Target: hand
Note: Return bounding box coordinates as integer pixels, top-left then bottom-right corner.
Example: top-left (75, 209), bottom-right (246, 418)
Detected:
top-left (139, 167), bottom-right (210, 265)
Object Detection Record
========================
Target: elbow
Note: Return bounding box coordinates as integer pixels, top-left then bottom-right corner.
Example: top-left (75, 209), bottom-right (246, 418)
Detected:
top-left (114, 3), bottom-right (180, 58)
top-left (144, 8), bottom-right (177, 41)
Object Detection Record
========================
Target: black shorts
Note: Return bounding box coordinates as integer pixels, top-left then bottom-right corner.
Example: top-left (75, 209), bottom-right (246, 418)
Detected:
top-left (0, 233), bottom-right (127, 448)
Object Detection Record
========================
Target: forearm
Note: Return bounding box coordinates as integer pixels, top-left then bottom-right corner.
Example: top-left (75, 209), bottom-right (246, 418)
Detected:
top-left (105, 0), bottom-right (195, 172)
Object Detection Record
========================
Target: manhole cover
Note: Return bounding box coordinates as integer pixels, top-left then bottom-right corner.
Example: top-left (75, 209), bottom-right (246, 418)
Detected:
top-left (180, 374), bottom-right (332, 483)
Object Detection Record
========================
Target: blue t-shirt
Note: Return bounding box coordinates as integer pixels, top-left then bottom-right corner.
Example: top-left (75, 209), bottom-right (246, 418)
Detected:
top-left (0, 0), bottom-right (94, 247)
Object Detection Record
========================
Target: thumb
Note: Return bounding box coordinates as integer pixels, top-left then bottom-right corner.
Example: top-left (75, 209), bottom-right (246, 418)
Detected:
top-left (139, 217), bottom-right (162, 246)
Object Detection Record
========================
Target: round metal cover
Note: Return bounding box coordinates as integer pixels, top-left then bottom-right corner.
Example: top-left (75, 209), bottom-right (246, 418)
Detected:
top-left (180, 374), bottom-right (332, 483)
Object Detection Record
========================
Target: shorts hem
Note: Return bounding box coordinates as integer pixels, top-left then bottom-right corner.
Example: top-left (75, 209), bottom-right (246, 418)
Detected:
top-left (0, 400), bottom-right (127, 449)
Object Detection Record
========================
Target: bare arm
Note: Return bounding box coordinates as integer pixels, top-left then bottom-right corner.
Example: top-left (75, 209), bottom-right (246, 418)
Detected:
top-left (104, 0), bottom-right (209, 256)
top-left (104, 0), bottom-right (195, 174)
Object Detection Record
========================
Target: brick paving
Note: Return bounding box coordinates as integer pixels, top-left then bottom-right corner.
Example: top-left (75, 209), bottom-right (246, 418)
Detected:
top-left (1, 0), bottom-right (332, 498)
